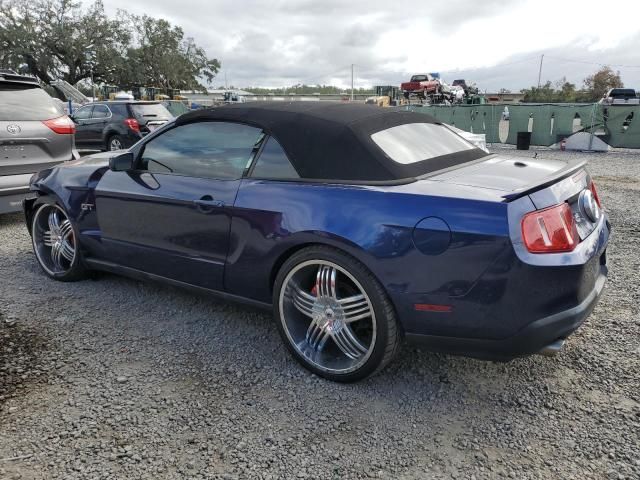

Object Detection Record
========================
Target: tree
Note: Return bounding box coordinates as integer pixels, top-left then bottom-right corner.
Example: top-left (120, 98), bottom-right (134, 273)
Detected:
top-left (0, 0), bottom-right (130, 85)
top-left (0, 0), bottom-right (220, 91)
top-left (583, 66), bottom-right (623, 101)
top-left (520, 77), bottom-right (583, 103)
top-left (244, 84), bottom-right (374, 95)
top-left (521, 81), bottom-right (557, 103)
top-left (118, 15), bottom-right (220, 91)
top-left (556, 77), bottom-right (577, 103)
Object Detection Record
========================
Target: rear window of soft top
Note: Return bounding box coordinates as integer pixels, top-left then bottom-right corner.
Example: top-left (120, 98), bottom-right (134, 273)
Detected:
top-left (371, 122), bottom-right (477, 165)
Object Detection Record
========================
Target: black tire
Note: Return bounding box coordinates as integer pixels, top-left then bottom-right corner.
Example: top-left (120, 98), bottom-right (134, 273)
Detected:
top-left (30, 197), bottom-right (87, 282)
top-left (107, 134), bottom-right (126, 152)
top-left (273, 245), bottom-right (401, 382)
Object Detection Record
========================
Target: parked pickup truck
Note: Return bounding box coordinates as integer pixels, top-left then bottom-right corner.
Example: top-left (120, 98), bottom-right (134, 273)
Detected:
top-left (401, 74), bottom-right (440, 99)
top-left (600, 88), bottom-right (639, 106)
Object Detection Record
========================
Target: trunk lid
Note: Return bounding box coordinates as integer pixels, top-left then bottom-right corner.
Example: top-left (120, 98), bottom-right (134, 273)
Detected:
top-left (428, 155), bottom-right (582, 198)
top-left (0, 84), bottom-right (73, 175)
top-left (0, 120), bottom-right (73, 175)
top-left (129, 103), bottom-right (172, 134)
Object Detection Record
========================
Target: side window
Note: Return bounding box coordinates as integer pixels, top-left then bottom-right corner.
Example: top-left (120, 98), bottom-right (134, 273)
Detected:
top-left (110, 104), bottom-right (128, 116)
top-left (250, 137), bottom-right (299, 179)
top-left (73, 106), bottom-right (92, 120)
top-left (92, 105), bottom-right (110, 119)
top-left (139, 121), bottom-right (263, 180)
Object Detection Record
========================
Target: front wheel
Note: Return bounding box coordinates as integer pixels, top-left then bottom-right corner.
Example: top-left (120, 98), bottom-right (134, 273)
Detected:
top-left (31, 201), bottom-right (87, 281)
top-left (273, 246), bottom-right (401, 382)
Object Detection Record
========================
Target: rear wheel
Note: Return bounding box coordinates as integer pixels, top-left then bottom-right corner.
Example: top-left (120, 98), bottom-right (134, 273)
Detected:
top-left (31, 201), bottom-right (86, 281)
top-left (274, 246), bottom-right (401, 382)
top-left (107, 134), bottom-right (125, 151)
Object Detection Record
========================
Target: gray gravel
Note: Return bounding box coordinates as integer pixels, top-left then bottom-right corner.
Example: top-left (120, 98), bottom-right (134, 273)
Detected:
top-left (0, 147), bottom-right (639, 480)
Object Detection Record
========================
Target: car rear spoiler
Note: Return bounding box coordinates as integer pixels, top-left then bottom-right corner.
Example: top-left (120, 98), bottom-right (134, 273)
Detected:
top-left (0, 73), bottom-right (40, 86)
top-left (501, 158), bottom-right (588, 202)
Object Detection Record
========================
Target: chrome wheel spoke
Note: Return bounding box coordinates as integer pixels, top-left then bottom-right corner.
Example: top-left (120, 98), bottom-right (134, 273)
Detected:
top-left (292, 285), bottom-right (316, 318)
top-left (50, 242), bottom-right (64, 270)
top-left (43, 231), bottom-right (54, 247)
top-left (59, 219), bottom-right (73, 241)
top-left (60, 240), bottom-right (75, 262)
top-left (332, 325), bottom-right (368, 360)
top-left (315, 265), bottom-right (337, 298)
top-left (306, 320), bottom-right (332, 352)
top-left (339, 294), bottom-right (372, 323)
top-left (48, 210), bottom-right (60, 233)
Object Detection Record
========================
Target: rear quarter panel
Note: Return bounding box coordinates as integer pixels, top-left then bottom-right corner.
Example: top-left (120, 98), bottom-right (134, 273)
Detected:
top-left (226, 179), bottom-right (511, 309)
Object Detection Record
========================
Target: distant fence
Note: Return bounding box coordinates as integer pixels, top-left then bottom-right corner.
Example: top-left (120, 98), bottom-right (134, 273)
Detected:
top-left (398, 103), bottom-right (640, 149)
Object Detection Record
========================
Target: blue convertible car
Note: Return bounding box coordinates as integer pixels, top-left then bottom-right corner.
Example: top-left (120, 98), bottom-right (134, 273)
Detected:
top-left (24, 103), bottom-right (610, 382)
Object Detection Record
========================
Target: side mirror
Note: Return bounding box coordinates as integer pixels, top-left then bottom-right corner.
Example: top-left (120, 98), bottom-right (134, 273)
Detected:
top-left (109, 152), bottom-right (134, 172)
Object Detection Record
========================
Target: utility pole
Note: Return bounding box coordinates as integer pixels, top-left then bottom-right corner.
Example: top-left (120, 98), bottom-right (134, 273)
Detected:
top-left (537, 54), bottom-right (544, 88)
top-left (351, 64), bottom-right (354, 101)
top-left (90, 65), bottom-right (95, 101)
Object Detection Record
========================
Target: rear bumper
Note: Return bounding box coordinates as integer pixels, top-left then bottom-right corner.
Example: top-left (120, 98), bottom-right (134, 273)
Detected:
top-left (0, 173), bottom-right (32, 213)
top-left (0, 190), bottom-right (30, 214)
top-left (406, 260), bottom-right (607, 361)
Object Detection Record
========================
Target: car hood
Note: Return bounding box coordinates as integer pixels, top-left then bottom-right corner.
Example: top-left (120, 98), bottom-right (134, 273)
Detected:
top-left (428, 154), bottom-right (568, 192)
top-left (30, 151), bottom-right (115, 193)
top-left (60, 151), bottom-right (114, 168)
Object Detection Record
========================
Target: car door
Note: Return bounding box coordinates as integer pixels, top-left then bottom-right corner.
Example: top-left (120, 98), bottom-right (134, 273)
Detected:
top-left (86, 104), bottom-right (111, 148)
top-left (93, 120), bottom-right (264, 291)
top-left (72, 105), bottom-right (93, 146)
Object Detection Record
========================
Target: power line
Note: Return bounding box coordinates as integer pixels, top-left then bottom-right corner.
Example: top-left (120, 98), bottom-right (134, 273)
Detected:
top-left (545, 55), bottom-right (640, 69)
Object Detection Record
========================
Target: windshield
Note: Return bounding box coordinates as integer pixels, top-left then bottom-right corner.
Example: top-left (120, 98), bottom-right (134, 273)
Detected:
top-left (130, 103), bottom-right (172, 120)
top-left (410, 75), bottom-right (428, 82)
top-left (0, 85), bottom-right (63, 121)
top-left (371, 123), bottom-right (477, 165)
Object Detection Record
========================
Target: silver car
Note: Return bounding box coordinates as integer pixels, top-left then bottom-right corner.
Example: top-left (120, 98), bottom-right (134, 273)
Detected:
top-left (0, 72), bottom-right (75, 213)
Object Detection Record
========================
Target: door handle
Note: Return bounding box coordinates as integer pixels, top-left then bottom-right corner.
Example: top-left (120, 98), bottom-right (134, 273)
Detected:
top-left (194, 198), bottom-right (225, 208)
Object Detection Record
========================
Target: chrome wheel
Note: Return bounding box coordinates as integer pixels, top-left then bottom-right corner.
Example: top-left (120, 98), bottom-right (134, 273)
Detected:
top-left (109, 137), bottom-right (123, 151)
top-left (32, 204), bottom-right (77, 276)
top-left (279, 260), bottom-right (376, 374)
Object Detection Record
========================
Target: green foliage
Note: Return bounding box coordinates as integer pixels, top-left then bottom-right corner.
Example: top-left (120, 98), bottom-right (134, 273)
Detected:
top-left (583, 66), bottom-right (623, 101)
top-left (0, 0), bottom-right (219, 90)
top-left (520, 68), bottom-right (627, 103)
top-left (244, 84), bottom-right (374, 95)
top-left (117, 14), bottom-right (219, 91)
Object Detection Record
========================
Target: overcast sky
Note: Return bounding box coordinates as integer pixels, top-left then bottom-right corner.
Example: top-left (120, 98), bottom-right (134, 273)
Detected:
top-left (98, 0), bottom-right (640, 91)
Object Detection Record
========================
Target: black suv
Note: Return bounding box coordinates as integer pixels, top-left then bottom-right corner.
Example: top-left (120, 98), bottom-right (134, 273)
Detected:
top-left (0, 72), bottom-right (75, 213)
top-left (72, 101), bottom-right (172, 151)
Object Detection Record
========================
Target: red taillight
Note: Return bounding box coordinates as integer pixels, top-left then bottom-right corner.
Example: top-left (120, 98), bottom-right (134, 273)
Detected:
top-left (589, 180), bottom-right (602, 208)
top-left (521, 203), bottom-right (579, 253)
top-left (42, 115), bottom-right (75, 134)
top-left (124, 118), bottom-right (140, 133)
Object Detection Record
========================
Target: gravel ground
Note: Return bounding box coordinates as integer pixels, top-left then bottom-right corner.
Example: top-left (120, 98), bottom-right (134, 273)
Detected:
top-left (0, 147), bottom-right (638, 480)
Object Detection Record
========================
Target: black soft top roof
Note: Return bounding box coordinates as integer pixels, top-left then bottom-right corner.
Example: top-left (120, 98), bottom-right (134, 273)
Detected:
top-left (176, 102), bottom-right (486, 183)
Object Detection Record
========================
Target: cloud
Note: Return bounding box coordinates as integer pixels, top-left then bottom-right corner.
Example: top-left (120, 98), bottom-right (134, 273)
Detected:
top-left (93, 0), bottom-right (640, 90)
